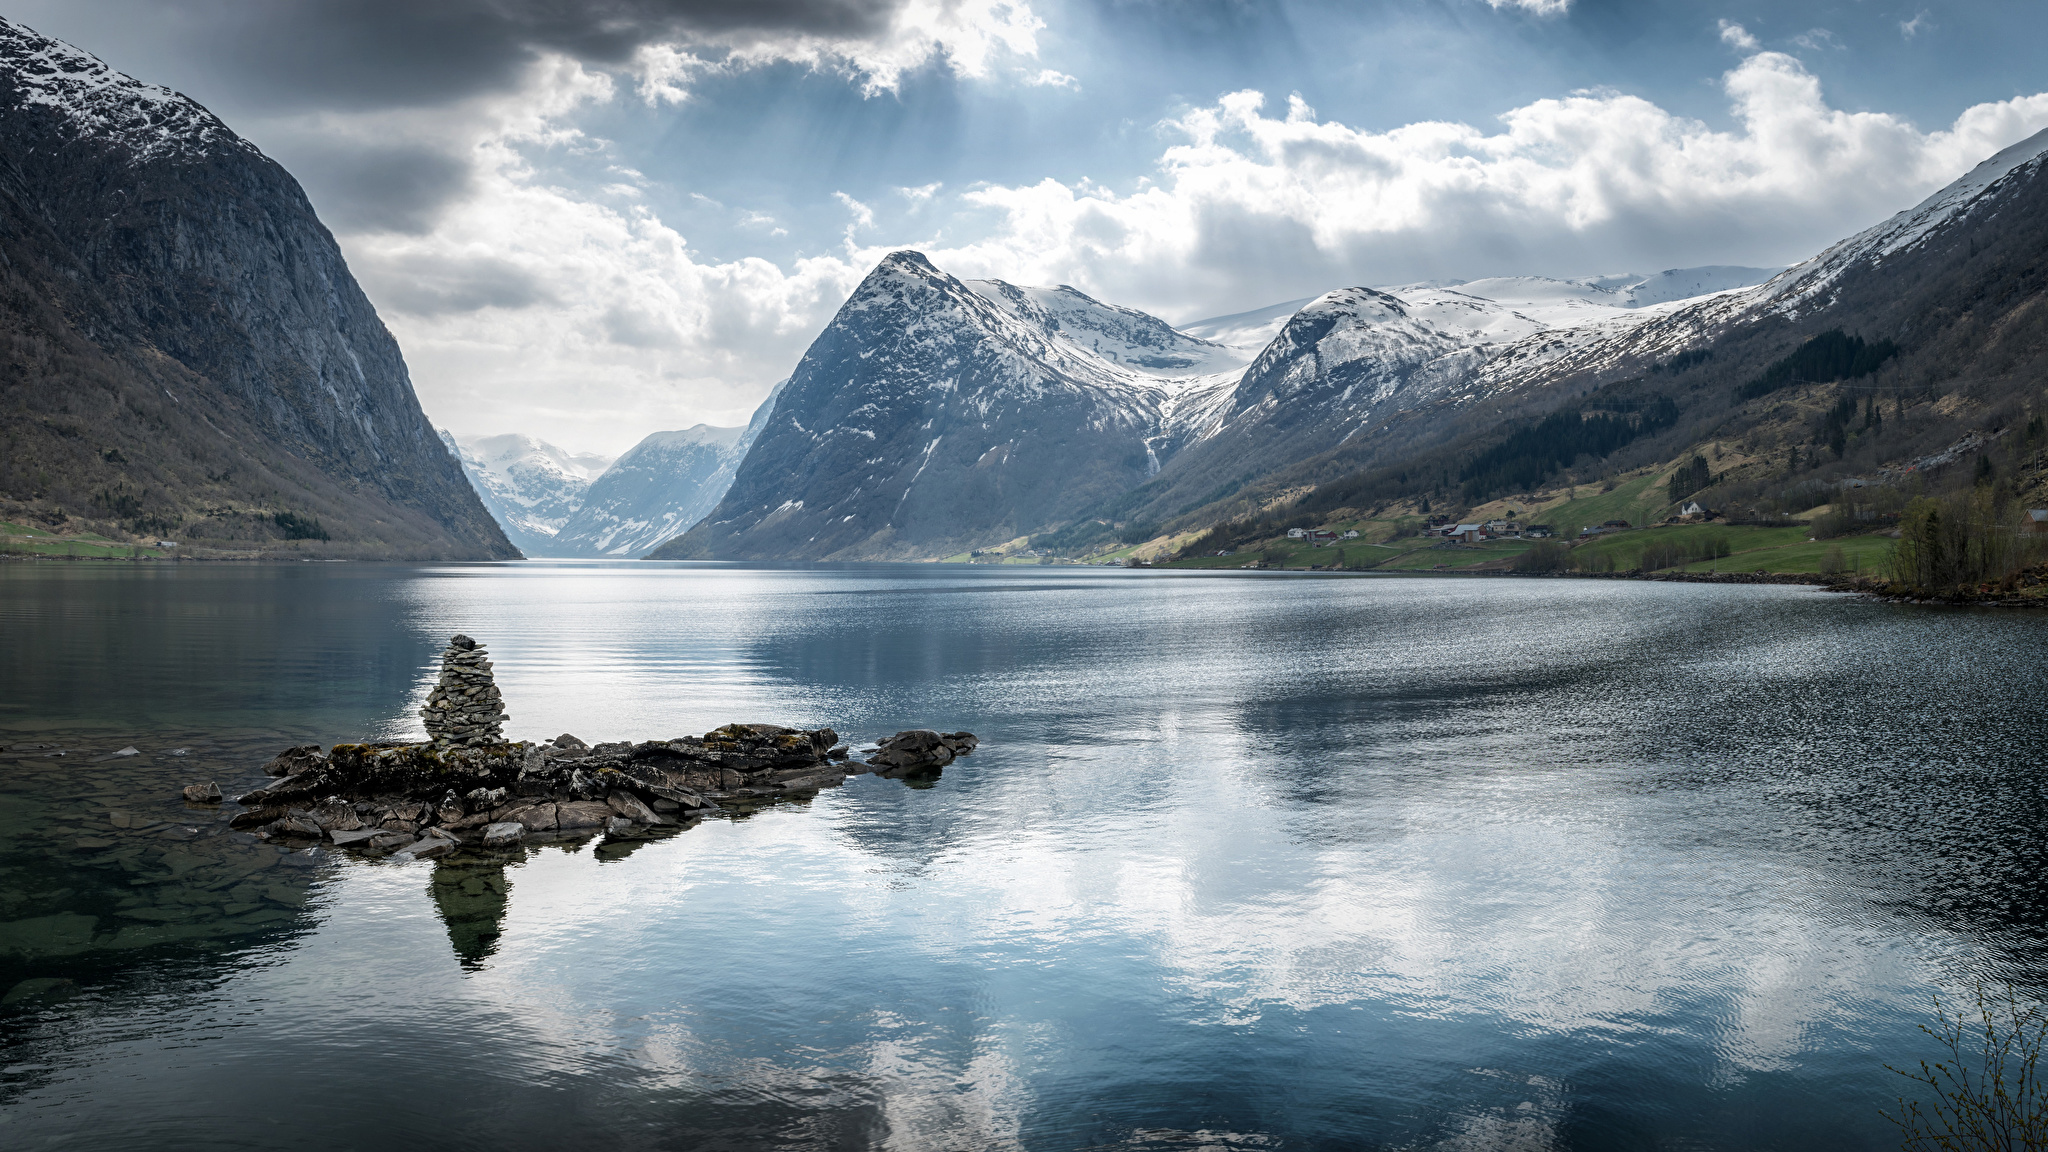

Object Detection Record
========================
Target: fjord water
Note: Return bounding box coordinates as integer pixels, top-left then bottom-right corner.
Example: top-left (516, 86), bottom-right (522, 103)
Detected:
top-left (3, 564), bottom-right (2046, 1150)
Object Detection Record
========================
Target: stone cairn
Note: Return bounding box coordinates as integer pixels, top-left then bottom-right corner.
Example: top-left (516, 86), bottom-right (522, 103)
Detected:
top-left (421, 634), bottom-right (508, 746)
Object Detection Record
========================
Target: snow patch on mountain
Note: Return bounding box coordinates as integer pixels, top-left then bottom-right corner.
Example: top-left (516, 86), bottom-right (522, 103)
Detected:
top-left (0, 16), bottom-right (256, 162)
top-left (1179, 298), bottom-right (1317, 350)
top-left (439, 431), bottom-right (612, 555)
top-left (552, 423), bottom-right (750, 557)
top-left (1757, 126), bottom-right (2048, 316)
top-left (968, 281), bottom-right (1251, 378)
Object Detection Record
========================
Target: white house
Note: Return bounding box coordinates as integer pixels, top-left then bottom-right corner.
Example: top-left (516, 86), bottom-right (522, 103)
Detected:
top-left (1287, 527), bottom-right (1309, 539)
top-left (1340, 529), bottom-right (1360, 539)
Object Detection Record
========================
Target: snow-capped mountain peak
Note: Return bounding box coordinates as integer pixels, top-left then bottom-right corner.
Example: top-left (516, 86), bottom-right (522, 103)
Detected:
top-left (0, 16), bottom-right (255, 162)
top-left (440, 432), bottom-right (613, 555)
top-left (967, 280), bottom-right (1249, 376)
top-left (552, 424), bottom-right (748, 557)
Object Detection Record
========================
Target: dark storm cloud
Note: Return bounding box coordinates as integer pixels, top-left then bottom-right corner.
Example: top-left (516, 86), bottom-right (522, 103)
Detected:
top-left (37, 0), bottom-right (911, 112)
top-left (365, 253), bottom-right (557, 315)
top-left (272, 139), bottom-right (476, 234)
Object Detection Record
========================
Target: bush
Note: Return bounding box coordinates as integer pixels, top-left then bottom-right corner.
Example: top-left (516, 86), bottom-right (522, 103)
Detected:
top-left (1512, 540), bottom-right (1570, 572)
top-left (1889, 491), bottom-right (2041, 592)
top-left (273, 511), bottom-right (330, 541)
top-left (1639, 539), bottom-right (1687, 571)
top-left (1885, 983), bottom-right (2048, 1150)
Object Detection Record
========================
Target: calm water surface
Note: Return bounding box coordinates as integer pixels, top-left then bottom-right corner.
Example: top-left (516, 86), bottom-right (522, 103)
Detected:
top-left (2, 562), bottom-right (2046, 1150)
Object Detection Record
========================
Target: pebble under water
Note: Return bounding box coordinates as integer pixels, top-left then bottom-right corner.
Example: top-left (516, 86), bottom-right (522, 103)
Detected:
top-left (2, 560), bottom-right (2047, 1151)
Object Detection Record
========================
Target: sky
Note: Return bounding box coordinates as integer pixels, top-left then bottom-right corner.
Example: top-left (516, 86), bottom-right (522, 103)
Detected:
top-left (14, 0), bottom-right (2048, 455)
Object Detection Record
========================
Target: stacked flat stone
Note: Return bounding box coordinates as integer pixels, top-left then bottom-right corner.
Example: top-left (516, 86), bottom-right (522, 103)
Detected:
top-left (421, 634), bottom-right (509, 746)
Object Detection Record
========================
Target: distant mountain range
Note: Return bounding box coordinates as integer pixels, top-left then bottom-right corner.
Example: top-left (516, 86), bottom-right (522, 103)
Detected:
top-left (11, 11), bottom-right (2043, 569)
top-left (442, 411), bottom-right (767, 558)
top-left (440, 433), bottom-right (614, 556)
top-left (0, 17), bottom-right (512, 559)
top-left (644, 258), bottom-right (1781, 560)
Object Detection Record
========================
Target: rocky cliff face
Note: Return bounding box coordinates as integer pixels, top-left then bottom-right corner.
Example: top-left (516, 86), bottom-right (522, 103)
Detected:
top-left (0, 17), bottom-right (514, 558)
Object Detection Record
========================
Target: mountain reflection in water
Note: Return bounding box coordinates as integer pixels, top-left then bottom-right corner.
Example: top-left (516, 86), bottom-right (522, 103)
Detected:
top-left (3, 561), bottom-right (2047, 1151)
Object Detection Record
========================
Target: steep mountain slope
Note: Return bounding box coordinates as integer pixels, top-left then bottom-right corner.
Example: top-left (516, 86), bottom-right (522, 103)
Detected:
top-left (1110, 275), bottom-right (1764, 529)
top-left (1282, 126), bottom-right (2048, 529)
top-left (654, 252), bottom-right (1237, 560)
top-left (554, 424), bottom-right (746, 557)
top-left (0, 17), bottom-right (513, 558)
top-left (442, 432), bottom-right (612, 556)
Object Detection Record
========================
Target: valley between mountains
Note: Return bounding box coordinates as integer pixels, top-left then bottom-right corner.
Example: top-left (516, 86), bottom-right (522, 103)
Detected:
top-left (6, 11), bottom-right (2048, 588)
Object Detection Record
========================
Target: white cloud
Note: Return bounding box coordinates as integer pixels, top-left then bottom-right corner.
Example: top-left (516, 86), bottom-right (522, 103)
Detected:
top-left (875, 49), bottom-right (2048, 324)
top-left (1483, 0), bottom-right (1572, 15)
top-left (1900, 11), bottom-right (1933, 39)
top-left (291, 56), bottom-right (865, 454)
top-left (1791, 27), bottom-right (1843, 52)
top-left (1718, 20), bottom-right (1761, 52)
top-left (631, 0), bottom-right (1045, 104)
top-left (1024, 68), bottom-right (1079, 89)
top-left (834, 191), bottom-right (877, 231)
top-left (897, 181), bottom-right (944, 206)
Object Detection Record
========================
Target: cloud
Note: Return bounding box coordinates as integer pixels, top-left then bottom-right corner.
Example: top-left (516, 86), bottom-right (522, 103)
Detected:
top-left (1482, 0), bottom-right (1572, 15)
top-left (1900, 11), bottom-right (1933, 40)
top-left (630, 0), bottom-right (1045, 103)
top-left (1790, 28), bottom-right (1842, 52)
top-left (30, 0), bottom-right (1042, 113)
top-left (1024, 68), bottom-right (1079, 89)
top-left (881, 50), bottom-right (2048, 323)
top-left (321, 54), bottom-right (867, 452)
top-left (1718, 20), bottom-right (1761, 52)
top-left (834, 191), bottom-right (877, 230)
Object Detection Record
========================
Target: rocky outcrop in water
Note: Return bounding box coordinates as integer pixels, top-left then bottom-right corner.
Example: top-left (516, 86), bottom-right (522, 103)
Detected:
top-left (421, 635), bottom-right (507, 746)
top-left (218, 635), bottom-right (976, 858)
top-left (868, 730), bottom-right (978, 774)
top-left (229, 723), bottom-right (972, 858)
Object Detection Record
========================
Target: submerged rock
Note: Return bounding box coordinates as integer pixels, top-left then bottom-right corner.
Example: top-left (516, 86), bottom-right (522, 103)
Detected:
top-left (868, 730), bottom-right (979, 774)
top-left (262, 745), bottom-right (326, 777)
top-left (180, 781), bottom-right (221, 803)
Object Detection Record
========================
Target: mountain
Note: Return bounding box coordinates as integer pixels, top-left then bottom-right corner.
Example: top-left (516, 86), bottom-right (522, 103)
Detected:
top-left (441, 433), bottom-right (613, 556)
top-left (647, 251), bottom-right (1784, 560)
top-left (552, 423), bottom-right (747, 557)
top-left (650, 252), bottom-right (1256, 560)
top-left (1279, 125), bottom-right (2048, 533)
top-left (0, 18), bottom-right (514, 559)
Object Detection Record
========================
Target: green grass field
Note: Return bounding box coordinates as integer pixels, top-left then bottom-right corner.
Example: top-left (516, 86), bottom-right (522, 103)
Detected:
top-left (0, 520), bottom-right (168, 559)
top-left (1677, 532), bottom-right (1895, 575)
top-left (1529, 474), bottom-right (1675, 537)
top-left (1569, 524), bottom-right (1806, 568)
